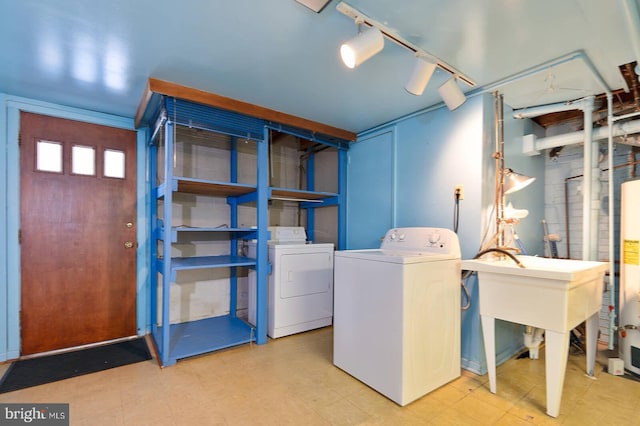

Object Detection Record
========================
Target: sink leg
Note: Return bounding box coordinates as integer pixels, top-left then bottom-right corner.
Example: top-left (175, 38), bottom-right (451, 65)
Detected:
top-left (585, 312), bottom-right (598, 376)
top-left (544, 330), bottom-right (570, 418)
top-left (481, 315), bottom-right (496, 393)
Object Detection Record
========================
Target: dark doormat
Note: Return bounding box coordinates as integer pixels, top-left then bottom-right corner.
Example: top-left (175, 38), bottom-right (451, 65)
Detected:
top-left (0, 337), bottom-right (152, 393)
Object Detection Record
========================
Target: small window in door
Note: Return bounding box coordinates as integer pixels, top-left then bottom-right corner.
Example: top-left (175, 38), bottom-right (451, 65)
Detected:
top-left (104, 149), bottom-right (125, 178)
top-left (72, 145), bottom-right (96, 176)
top-left (36, 140), bottom-right (63, 173)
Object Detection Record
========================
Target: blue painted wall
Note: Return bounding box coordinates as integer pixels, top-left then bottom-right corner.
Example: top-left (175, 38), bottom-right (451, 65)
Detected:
top-left (348, 95), bottom-right (490, 257)
top-left (0, 94), bottom-right (149, 362)
top-left (346, 93), bottom-right (545, 374)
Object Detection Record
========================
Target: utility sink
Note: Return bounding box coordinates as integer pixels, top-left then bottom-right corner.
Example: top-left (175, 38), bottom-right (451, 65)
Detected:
top-left (462, 255), bottom-right (608, 418)
top-left (461, 255), bottom-right (609, 332)
top-left (462, 254), bottom-right (607, 281)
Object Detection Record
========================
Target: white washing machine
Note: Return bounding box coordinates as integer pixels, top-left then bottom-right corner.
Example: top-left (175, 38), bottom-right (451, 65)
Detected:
top-left (333, 227), bottom-right (461, 406)
top-left (248, 227), bottom-right (334, 338)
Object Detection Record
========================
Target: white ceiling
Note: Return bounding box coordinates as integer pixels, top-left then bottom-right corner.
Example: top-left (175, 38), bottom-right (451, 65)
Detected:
top-left (0, 0), bottom-right (638, 133)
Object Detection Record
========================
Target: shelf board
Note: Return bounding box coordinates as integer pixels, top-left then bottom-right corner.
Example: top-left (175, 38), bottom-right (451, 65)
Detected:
top-left (157, 315), bottom-right (255, 365)
top-left (158, 255), bottom-right (256, 273)
top-left (160, 180), bottom-right (339, 201)
top-left (270, 187), bottom-right (337, 201)
top-left (156, 225), bottom-right (258, 243)
top-left (173, 226), bottom-right (257, 233)
top-left (174, 177), bottom-right (257, 197)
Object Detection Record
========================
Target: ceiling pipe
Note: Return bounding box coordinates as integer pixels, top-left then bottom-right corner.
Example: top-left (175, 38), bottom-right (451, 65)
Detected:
top-left (523, 118), bottom-right (640, 153)
top-left (512, 98), bottom-right (593, 119)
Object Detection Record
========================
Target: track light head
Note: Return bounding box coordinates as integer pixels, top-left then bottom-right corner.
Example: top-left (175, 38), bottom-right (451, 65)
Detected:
top-left (405, 57), bottom-right (437, 96)
top-left (438, 77), bottom-right (466, 111)
top-left (340, 27), bottom-right (384, 69)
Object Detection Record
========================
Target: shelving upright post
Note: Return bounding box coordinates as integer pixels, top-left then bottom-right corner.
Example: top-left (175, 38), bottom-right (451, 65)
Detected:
top-left (160, 119), bottom-right (175, 365)
top-left (254, 127), bottom-right (269, 344)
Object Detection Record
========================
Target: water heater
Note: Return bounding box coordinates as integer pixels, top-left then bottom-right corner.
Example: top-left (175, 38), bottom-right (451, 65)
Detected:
top-left (620, 179), bottom-right (640, 375)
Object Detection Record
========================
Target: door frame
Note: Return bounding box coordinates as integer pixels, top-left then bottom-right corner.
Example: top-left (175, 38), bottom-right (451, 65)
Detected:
top-left (345, 127), bottom-right (397, 250)
top-left (0, 94), bottom-right (150, 361)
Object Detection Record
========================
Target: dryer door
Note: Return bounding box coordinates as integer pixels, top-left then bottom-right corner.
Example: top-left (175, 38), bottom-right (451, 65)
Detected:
top-left (271, 250), bottom-right (334, 335)
top-left (279, 252), bottom-right (333, 298)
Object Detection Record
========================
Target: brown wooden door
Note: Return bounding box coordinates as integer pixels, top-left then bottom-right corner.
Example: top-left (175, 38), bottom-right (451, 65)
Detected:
top-left (19, 112), bottom-right (137, 355)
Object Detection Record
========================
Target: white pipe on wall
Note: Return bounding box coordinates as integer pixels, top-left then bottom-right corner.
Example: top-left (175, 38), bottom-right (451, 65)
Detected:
top-left (582, 97), bottom-right (596, 260)
top-left (587, 97), bottom-right (601, 261)
top-left (607, 93), bottom-right (616, 350)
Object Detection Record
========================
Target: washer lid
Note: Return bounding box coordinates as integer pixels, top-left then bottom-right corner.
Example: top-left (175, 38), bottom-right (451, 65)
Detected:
top-left (334, 249), bottom-right (459, 264)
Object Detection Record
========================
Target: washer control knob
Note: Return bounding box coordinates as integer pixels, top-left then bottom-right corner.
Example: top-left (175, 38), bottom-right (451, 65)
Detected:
top-left (428, 232), bottom-right (441, 244)
top-left (390, 232), bottom-right (397, 240)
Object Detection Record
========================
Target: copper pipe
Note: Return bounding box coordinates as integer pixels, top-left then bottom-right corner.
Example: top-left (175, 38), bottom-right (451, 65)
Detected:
top-left (493, 92), bottom-right (506, 247)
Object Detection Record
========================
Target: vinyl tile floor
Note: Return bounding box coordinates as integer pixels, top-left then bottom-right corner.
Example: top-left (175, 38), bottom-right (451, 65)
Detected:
top-left (0, 327), bottom-right (639, 425)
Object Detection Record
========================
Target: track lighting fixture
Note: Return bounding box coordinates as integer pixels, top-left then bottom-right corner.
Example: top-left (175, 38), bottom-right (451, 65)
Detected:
top-left (438, 77), bottom-right (467, 111)
top-left (336, 1), bottom-right (475, 110)
top-left (405, 56), bottom-right (437, 96)
top-left (340, 26), bottom-right (384, 69)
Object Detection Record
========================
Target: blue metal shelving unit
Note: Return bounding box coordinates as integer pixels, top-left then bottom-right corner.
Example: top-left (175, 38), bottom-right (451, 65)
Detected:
top-left (148, 99), bottom-right (269, 366)
top-left (146, 96), bottom-right (350, 367)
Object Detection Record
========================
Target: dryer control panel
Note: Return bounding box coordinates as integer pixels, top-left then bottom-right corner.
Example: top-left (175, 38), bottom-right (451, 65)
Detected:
top-left (380, 227), bottom-right (460, 257)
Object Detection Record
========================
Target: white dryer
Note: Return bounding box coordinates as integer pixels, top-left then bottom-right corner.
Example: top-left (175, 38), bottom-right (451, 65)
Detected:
top-left (333, 227), bottom-right (461, 406)
top-left (248, 227), bottom-right (334, 338)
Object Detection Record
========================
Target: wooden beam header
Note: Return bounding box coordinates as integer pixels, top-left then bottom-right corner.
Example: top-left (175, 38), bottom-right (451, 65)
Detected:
top-left (135, 78), bottom-right (356, 142)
